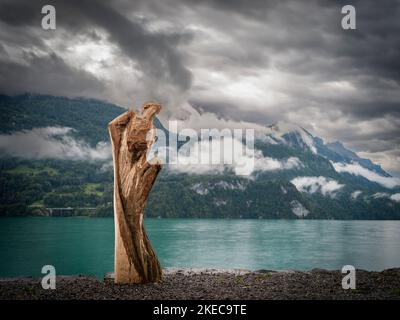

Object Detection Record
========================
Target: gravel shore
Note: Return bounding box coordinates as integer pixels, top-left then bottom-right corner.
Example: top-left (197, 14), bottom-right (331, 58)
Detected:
top-left (1, 268), bottom-right (399, 300)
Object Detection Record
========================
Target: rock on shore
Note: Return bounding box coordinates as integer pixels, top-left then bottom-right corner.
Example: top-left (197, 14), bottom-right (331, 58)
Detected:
top-left (1, 268), bottom-right (399, 300)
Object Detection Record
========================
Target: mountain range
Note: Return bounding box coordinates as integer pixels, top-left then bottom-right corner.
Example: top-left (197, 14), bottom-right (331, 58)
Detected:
top-left (1, 94), bottom-right (399, 219)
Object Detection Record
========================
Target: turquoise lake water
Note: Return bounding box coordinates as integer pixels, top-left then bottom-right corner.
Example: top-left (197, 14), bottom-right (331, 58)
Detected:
top-left (0, 217), bottom-right (399, 279)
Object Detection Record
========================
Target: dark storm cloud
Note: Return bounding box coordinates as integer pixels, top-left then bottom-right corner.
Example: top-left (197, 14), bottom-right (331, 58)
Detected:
top-left (190, 99), bottom-right (278, 125)
top-left (0, 51), bottom-right (105, 97)
top-left (0, 0), bottom-right (399, 170)
top-left (0, 0), bottom-right (42, 26)
top-left (0, 0), bottom-right (192, 106)
top-left (70, 0), bottom-right (192, 95)
top-left (184, 0), bottom-right (400, 169)
top-left (0, 43), bottom-right (6, 56)
top-left (185, 0), bottom-right (400, 114)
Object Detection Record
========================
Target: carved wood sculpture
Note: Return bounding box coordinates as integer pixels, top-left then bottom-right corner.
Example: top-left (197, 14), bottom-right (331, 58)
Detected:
top-left (108, 102), bottom-right (162, 284)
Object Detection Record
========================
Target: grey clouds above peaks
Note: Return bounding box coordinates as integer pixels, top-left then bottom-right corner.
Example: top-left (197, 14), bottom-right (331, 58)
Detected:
top-left (0, 0), bottom-right (399, 171)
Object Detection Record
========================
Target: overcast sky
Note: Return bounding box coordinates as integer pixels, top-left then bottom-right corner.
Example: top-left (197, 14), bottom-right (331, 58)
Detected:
top-left (0, 0), bottom-right (399, 174)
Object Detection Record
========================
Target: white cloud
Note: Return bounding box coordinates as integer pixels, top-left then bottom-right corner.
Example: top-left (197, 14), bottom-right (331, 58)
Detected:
top-left (372, 192), bottom-right (400, 203)
top-left (254, 156), bottom-right (302, 172)
top-left (290, 176), bottom-right (344, 197)
top-left (390, 193), bottom-right (400, 202)
top-left (351, 190), bottom-right (362, 199)
top-left (331, 161), bottom-right (400, 189)
top-left (0, 127), bottom-right (111, 161)
top-left (157, 136), bottom-right (302, 176)
top-left (159, 103), bottom-right (268, 134)
top-left (373, 192), bottom-right (390, 199)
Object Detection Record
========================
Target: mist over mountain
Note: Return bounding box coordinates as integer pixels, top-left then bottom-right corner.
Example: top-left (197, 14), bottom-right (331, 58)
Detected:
top-left (1, 94), bottom-right (399, 219)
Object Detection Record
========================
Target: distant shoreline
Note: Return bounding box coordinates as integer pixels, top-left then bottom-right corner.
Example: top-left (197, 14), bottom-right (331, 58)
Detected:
top-left (2, 215), bottom-right (400, 221)
top-left (1, 268), bottom-right (399, 300)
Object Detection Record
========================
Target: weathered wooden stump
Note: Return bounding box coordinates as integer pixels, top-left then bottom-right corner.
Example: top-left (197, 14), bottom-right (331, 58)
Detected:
top-left (108, 102), bottom-right (162, 284)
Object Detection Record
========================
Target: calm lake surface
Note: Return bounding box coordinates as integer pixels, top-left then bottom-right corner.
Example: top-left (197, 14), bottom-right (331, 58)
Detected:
top-left (0, 217), bottom-right (399, 279)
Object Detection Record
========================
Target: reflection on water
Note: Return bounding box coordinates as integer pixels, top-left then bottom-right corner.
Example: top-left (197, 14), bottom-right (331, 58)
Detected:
top-left (0, 217), bottom-right (399, 278)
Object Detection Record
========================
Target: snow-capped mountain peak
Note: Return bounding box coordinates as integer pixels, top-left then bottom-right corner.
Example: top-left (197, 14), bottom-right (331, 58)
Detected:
top-left (262, 121), bottom-right (391, 180)
top-left (265, 122), bottom-right (317, 154)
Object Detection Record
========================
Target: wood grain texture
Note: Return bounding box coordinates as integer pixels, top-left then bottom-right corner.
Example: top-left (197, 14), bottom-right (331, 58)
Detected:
top-left (108, 102), bottom-right (162, 284)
